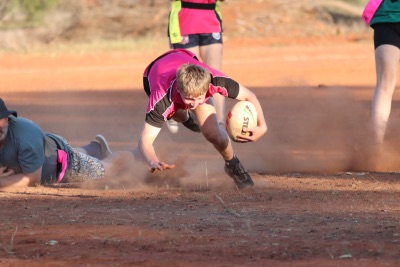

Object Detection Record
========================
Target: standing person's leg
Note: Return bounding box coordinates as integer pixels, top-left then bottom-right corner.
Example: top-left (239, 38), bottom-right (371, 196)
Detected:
top-left (192, 102), bottom-right (253, 188)
top-left (199, 43), bottom-right (223, 71)
top-left (199, 43), bottom-right (225, 125)
top-left (371, 45), bottom-right (400, 144)
top-left (371, 24), bottom-right (400, 145)
top-left (185, 46), bottom-right (200, 58)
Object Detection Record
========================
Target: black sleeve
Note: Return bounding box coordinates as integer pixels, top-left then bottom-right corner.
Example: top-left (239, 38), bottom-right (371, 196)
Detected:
top-left (145, 110), bottom-right (165, 128)
top-left (145, 92), bottom-right (175, 128)
top-left (211, 76), bottom-right (240, 99)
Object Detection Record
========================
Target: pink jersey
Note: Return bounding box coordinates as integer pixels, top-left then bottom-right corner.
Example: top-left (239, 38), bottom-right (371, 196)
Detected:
top-left (143, 49), bottom-right (239, 128)
top-left (178, 0), bottom-right (222, 35)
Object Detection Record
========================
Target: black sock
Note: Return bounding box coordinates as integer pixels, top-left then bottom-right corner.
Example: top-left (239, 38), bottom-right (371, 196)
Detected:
top-left (183, 112), bottom-right (192, 124)
top-left (225, 155), bottom-right (239, 165)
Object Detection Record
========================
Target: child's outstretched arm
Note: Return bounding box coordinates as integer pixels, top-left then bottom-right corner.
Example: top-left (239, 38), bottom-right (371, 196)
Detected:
top-left (137, 122), bottom-right (176, 173)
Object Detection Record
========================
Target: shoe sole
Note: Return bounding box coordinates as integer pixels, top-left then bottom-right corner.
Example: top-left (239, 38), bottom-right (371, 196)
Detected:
top-left (95, 134), bottom-right (112, 159)
top-left (224, 169), bottom-right (255, 189)
top-left (236, 180), bottom-right (254, 189)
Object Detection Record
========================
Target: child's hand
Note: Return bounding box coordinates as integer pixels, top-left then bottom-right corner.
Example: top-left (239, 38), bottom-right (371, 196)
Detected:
top-left (149, 161), bottom-right (176, 173)
top-left (234, 125), bottom-right (267, 143)
top-left (0, 166), bottom-right (14, 177)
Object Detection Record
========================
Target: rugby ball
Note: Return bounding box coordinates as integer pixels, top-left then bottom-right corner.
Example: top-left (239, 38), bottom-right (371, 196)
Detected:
top-left (226, 101), bottom-right (257, 142)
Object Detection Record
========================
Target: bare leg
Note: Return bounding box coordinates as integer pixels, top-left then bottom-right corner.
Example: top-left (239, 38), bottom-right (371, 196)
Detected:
top-left (199, 43), bottom-right (223, 71)
top-left (371, 44), bottom-right (400, 144)
top-left (186, 46), bottom-right (200, 58)
top-left (193, 101), bottom-right (254, 188)
top-left (192, 102), bottom-right (233, 160)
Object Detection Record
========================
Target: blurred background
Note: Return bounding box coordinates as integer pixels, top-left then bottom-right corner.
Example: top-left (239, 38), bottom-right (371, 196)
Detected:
top-left (3, 0), bottom-right (395, 173)
top-left (0, 0), bottom-right (371, 51)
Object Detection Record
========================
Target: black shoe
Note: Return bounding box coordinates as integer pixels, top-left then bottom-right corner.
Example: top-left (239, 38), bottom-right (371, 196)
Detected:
top-left (182, 112), bottom-right (201, 133)
top-left (224, 156), bottom-right (254, 189)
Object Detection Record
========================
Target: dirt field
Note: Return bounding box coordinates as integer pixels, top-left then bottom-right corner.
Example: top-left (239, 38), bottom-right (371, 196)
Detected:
top-left (1, 33), bottom-right (400, 267)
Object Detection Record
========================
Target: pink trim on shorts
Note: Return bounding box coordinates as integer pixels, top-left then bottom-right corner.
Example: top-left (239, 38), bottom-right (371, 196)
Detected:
top-left (57, 149), bottom-right (68, 183)
top-left (362, 0), bottom-right (383, 25)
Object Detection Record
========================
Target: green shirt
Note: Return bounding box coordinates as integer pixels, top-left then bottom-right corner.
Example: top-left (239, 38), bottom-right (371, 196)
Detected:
top-left (371, 0), bottom-right (400, 25)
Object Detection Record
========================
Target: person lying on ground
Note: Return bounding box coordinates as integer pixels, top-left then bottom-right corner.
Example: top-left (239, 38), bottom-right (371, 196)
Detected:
top-left (0, 98), bottom-right (115, 189)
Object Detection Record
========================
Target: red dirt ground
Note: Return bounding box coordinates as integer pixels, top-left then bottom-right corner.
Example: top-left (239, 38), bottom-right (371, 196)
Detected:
top-left (1, 35), bottom-right (400, 266)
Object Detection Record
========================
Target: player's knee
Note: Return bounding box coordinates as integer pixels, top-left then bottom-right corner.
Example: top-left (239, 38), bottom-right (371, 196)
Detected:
top-left (203, 128), bottom-right (227, 146)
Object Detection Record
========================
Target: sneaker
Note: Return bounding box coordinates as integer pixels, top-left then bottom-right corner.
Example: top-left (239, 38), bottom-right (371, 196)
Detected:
top-left (95, 134), bottom-right (112, 160)
top-left (224, 156), bottom-right (254, 189)
top-left (166, 119), bottom-right (179, 134)
top-left (182, 111), bottom-right (201, 133)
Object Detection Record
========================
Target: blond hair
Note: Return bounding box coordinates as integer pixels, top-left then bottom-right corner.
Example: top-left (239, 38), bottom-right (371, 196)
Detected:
top-left (176, 64), bottom-right (211, 97)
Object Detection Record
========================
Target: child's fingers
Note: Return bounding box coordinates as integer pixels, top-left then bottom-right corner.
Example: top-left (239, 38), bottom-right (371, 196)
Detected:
top-left (149, 162), bottom-right (175, 173)
top-left (163, 164), bottom-right (175, 170)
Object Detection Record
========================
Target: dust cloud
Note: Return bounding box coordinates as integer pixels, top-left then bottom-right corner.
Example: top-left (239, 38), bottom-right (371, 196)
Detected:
top-left (81, 148), bottom-right (238, 191)
top-left (79, 85), bottom-right (400, 191)
top-left (244, 86), bottom-right (400, 173)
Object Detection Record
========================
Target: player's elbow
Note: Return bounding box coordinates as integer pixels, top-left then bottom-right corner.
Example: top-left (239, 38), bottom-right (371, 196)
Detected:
top-left (25, 168), bottom-right (42, 186)
top-left (26, 175), bottom-right (41, 186)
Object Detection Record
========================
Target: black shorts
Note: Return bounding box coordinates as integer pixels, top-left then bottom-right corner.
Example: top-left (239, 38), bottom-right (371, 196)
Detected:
top-left (373, 23), bottom-right (400, 49)
top-left (170, 33), bottom-right (223, 49)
